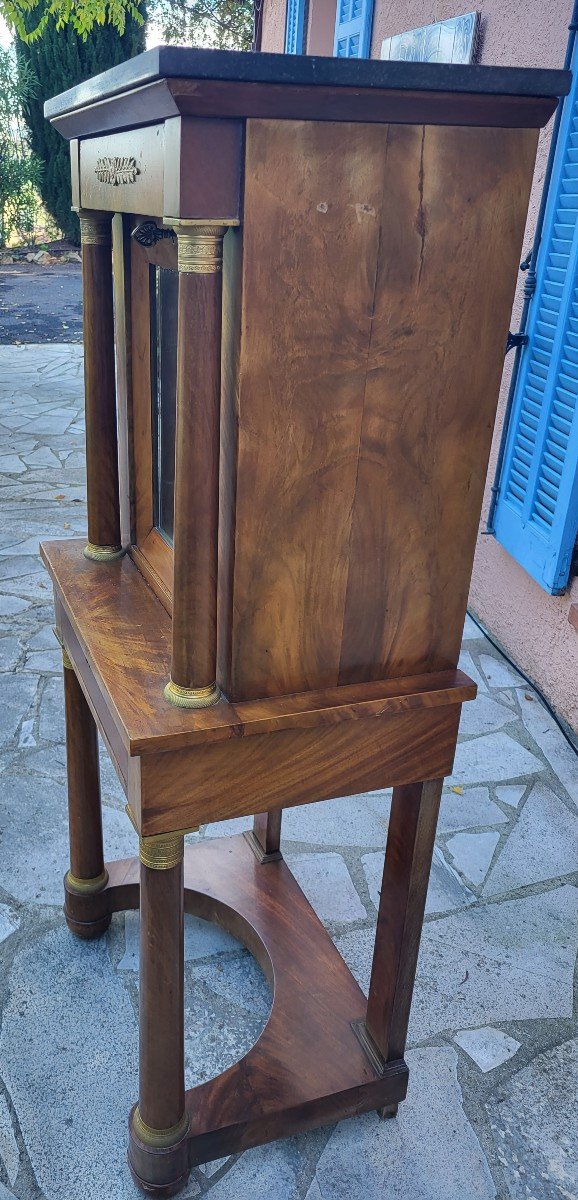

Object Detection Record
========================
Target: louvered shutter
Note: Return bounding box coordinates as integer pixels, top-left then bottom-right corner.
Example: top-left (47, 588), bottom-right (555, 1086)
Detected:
top-left (285, 0), bottom-right (305, 53)
top-left (333, 0), bottom-right (374, 58)
top-left (494, 63), bottom-right (578, 594)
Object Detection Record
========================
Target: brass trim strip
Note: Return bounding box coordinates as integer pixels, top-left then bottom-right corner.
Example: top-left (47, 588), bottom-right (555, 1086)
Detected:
top-left (54, 628), bottom-right (74, 670)
top-left (78, 214), bottom-right (113, 246)
top-left (163, 216), bottom-right (240, 227)
top-left (132, 1108), bottom-right (189, 1148)
top-left (164, 679), bottom-right (221, 709)
top-left (84, 543), bottom-right (125, 563)
top-left (65, 868), bottom-right (109, 896)
top-left (173, 224), bottom-right (227, 274)
top-left (139, 832), bottom-right (184, 871)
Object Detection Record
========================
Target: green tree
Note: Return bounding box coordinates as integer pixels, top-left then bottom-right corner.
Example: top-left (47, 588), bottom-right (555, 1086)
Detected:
top-left (3, 0), bottom-right (253, 49)
top-left (17, 12), bottom-right (145, 242)
top-left (0, 45), bottom-right (42, 247)
top-left (3, 0), bottom-right (144, 43)
top-left (155, 0), bottom-right (253, 50)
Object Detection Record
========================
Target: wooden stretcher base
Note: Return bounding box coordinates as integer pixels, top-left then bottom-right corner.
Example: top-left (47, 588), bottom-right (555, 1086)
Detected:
top-left (66, 834), bottom-right (408, 1193)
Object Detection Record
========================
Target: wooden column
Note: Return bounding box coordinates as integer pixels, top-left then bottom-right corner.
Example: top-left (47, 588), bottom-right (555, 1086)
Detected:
top-left (364, 780), bottom-right (443, 1071)
top-left (164, 224), bottom-right (227, 710)
top-left (61, 644), bottom-right (110, 938)
top-left (129, 833), bottom-right (190, 1193)
top-left (78, 210), bottom-right (123, 562)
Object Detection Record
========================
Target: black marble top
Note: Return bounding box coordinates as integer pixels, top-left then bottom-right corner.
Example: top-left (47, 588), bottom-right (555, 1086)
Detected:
top-left (45, 45), bottom-right (571, 120)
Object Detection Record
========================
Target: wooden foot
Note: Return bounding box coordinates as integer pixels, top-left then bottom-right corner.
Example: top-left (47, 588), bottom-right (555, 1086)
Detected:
top-left (244, 808), bottom-right (283, 863)
top-left (62, 654), bottom-right (110, 938)
top-left (378, 1103), bottom-right (398, 1119)
top-left (128, 843), bottom-right (190, 1195)
top-left (365, 779), bottom-right (443, 1062)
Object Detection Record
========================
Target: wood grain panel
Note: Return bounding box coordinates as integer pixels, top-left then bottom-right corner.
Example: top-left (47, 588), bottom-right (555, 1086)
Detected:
top-left (163, 116), bottom-right (242, 221)
top-left (138, 705), bottom-right (461, 833)
top-left (224, 119), bottom-right (389, 699)
top-left (338, 124), bottom-right (539, 683)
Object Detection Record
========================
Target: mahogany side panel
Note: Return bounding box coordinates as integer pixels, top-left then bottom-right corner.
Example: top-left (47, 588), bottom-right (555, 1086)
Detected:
top-left (223, 119), bottom-right (389, 699)
top-left (137, 705), bottom-right (461, 834)
top-left (221, 120), bottom-right (539, 702)
top-left (338, 123), bottom-right (539, 683)
top-left (163, 116), bottom-right (243, 221)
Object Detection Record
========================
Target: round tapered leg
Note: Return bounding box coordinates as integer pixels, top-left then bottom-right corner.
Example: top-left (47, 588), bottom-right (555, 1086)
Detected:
top-left (128, 837), bottom-right (190, 1195)
top-left (62, 650), bottom-right (111, 939)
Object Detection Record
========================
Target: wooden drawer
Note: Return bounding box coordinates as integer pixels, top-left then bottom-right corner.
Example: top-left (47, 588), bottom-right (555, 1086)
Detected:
top-left (79, 124), bottom-right (164, 217)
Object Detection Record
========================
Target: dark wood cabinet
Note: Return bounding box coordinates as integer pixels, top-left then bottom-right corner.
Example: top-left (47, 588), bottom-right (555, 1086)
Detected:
top-left (40, 47), bottom-right (569, 1196)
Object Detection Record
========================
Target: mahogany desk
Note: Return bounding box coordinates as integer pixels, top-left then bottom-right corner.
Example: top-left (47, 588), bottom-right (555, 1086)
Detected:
top-left (42, 48), bottom-right (569, 1195)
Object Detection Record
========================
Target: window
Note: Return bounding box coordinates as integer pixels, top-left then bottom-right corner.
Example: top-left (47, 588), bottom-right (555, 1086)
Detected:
top-left (333, 0), bottom-right (374, 58)
top-left (285, 0), bottom-right (306, 52)
top-left (493, 54), bottom-right (578, 594)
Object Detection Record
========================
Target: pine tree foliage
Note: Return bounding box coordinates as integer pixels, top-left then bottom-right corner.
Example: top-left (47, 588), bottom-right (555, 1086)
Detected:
top-left (17, 14), bottom-right (145, 241)
top-left (0, 45), bottom-right (42, 246)
top-left (156, 0), bottom-right (253, 50)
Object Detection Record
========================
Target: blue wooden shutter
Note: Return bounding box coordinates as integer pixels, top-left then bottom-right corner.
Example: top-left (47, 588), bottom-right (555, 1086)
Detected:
top-left (285, 0), bottom-right (305, 52)
top-left (494, 61), bottom-right (578, 594)
top-left (333, 0), bottom-right (374, 58)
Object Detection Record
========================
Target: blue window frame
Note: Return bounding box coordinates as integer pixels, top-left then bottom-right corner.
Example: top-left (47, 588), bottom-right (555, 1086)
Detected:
top-left (333, 0), bottom-right (374, 58)
top-left (493, 53), bottom-right (578, 594)
top-left (285, 0), bottom-right (306, 53)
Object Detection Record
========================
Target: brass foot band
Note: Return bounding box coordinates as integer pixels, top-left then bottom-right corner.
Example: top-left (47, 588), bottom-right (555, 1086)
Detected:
top-left (84, 543), bottom-right (125, 563)
top-left (65, 868), bottom-right (109, 896)
top-left (132, 1108), bottom-right (190, 1149)
top-left (164, 679), bottom-right (221, 709)
top-left (139, 832), bottom-right (184, 871)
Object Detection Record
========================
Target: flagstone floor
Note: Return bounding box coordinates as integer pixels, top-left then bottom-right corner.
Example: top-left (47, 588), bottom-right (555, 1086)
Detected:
top-left (0, 343), bottom-right (577, 1200)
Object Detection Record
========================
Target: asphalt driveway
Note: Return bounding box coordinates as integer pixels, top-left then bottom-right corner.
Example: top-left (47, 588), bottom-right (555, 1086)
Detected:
top-left (0, 264), bottom-right (82, 344)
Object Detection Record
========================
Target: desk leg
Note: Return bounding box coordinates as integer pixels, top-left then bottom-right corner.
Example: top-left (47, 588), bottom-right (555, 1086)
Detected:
top-left (62, 650), bottom-right (110, 939)
top-left (365, 778), bottom-right (443, 1113)
top-left (245, 809), bottom-right (283, 863)
top-left (129, 837), bottom-right (190, 1195)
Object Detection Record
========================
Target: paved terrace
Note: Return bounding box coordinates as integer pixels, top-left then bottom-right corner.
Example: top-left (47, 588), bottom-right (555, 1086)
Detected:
top-left (0, 343), bottom-right (577, 1200)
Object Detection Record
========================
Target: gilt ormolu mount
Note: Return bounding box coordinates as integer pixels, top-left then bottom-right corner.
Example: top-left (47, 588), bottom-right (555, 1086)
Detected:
top-left (41, 47), bottom-right (569, 1196)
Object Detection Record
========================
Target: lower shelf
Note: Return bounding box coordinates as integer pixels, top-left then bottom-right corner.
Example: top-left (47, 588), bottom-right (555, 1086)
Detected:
top-left (100, 833), bottom-right (408, 1164)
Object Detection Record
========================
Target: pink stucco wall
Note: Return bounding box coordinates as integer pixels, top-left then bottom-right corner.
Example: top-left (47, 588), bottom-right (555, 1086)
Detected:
top-left (260, 0), bottom-right (578, 732)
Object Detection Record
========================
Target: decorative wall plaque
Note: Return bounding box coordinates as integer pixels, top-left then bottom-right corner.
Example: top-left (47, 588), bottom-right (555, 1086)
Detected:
top-left (95, 156), bottom-right (140, 185)
top-left (381, 11), bottom-right (481, 65)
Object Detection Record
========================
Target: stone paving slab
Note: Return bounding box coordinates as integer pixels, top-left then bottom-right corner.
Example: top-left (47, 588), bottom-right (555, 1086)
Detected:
top-left (0, 345), bottom-right (576, 1200)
